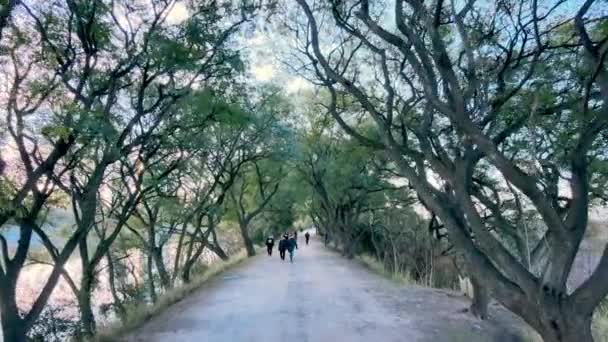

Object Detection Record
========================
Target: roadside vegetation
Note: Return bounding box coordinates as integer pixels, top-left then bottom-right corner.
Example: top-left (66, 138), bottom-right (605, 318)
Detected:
top-left (94, 249), bottom-right (251, 342)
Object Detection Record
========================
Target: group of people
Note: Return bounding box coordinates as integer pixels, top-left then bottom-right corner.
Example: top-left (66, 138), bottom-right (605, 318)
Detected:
top-left (265, 231), bottom-right (311, 263)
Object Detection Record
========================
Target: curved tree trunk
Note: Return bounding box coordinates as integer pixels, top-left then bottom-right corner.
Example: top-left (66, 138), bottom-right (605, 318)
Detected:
top-left (207, 243), bottom-right (229, 261)
top-left (181, 241), bottom-right (208, 283)
top-left (239, 220), bottom-right (256, 257)
top-left (532, 301), bottom-right (593, 342)
top-left (469, 275), bottom-right (489, 319)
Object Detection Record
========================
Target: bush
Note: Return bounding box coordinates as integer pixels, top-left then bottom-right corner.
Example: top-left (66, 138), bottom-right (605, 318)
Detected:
top-left (28, 306), bottom-right (80, 342)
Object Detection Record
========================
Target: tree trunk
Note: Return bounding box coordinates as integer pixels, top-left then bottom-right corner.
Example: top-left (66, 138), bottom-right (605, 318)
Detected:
top-left (392, 241), bottom-right (399, 275)
top-left (0, 283), bottom-right (27, 342)
top-left (78, 275), bottom-right (96, 337)
top-left (172, 222), bottom-right (188, 286)
top-left (207, 243), bottom-right (229, 261)
top-left (181, 263), bottom-right (192, 283)
top-left (344, 236), bottom-right (356, 259)
top-left (147, 252), bottom-right (157, 303)
top-left (106, 252), bottom-right (126, 319)
top-left (452, 254), bottom-right (489, 320)
top-left (469, 275), bottom-right (489, 319)
top-left (532, 303), bottom-right (593, 342)
top-left (0, 315), bottom-right (26, 342)
top-left (181, 241), bottom-right (208, 284)
top-left (152, 247), bottom-right (171, 290)
top-left (180, 258), bottom-right (197, 284)
top-left (239, 220), bottom-right (256, 257)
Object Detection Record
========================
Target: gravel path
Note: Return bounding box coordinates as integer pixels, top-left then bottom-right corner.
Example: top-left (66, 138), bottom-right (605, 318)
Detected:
top-left (125, 238), bottom-right (535, 342)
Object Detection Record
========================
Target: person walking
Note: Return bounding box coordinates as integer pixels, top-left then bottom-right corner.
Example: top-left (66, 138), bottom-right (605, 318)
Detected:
top-left (287, 234), bottom-right (298, 263)
top-left (265, 236), bottom-right (275, 256)
top-left (278, 234), bottom-right (289, 261)
top-left (304, 232), bottom-right (310, 245)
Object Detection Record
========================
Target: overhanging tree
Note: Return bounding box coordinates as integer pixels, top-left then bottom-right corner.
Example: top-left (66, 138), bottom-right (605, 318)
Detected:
top-left (293, 0), bottom-right (608, 340)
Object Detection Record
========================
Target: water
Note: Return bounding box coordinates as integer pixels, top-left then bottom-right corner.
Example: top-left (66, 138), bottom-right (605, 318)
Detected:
top-left (0, 224), bottom-right (42, 247)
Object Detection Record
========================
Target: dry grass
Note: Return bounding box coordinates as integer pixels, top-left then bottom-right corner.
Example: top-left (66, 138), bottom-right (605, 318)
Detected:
top-left (92, 249), bottom-right (251, 342)
top-left (440, 325), bottom-right (541, 342)
top-left (356, 254), bottom-right (417, 286)
top-left (593, 301), bottom-right (608, 342)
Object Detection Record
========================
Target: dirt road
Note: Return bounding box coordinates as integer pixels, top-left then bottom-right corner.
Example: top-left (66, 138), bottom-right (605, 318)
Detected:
top-left (126, 238), bottom-right (534, 342)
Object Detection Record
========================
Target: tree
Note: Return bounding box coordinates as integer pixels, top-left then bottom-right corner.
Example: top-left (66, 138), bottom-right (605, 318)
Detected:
top-left (0, 0), bottom-right (255, 338)
top-left (292, 0), bottom-right (608, 340)
top-left (33, 0), bottom-right (250, 335)
top-left (160, 92), bottom-right (270, 284)
top-left (225, 88), bottom-right (295, 256)
top-left (230, 160), bottom-right (283, 256)
top-left (0, 0), bottom-right (142, 337)
top-left (295, 108), bottom-right (402, 258)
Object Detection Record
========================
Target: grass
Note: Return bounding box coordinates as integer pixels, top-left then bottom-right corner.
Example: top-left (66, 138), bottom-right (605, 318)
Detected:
top-left (356, 253), bottom-right (417, 286)
top-left (93, 249), bottom-right (252, 342)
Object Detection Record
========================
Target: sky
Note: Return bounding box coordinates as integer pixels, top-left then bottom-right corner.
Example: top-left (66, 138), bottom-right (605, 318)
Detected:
top-left (165, 1), bottom-right (313, 94)
top-left (243, 31), bottom-right (313, 94)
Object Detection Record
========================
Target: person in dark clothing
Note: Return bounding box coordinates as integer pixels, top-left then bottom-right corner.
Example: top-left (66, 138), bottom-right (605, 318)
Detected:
top-left (278, 234), bottom-right (289, 261)
top-left (304, 232), bottom-right (310, 245)
top-left (265, 236), bottom-right (275, 256)
top-left (293, 230), bottom-right (298, 242)
top-left (287, 235), bottom-right (298, 263)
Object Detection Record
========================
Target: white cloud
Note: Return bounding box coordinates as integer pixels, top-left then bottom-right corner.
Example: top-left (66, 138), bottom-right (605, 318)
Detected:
top-left (248, 33), bottom-right (268, 47)
top-left (251, 64), bottom-right (275, 81)
top-left (286, 77), bottom-right (312, 94)
top-left (166, 2), bottom-right (189, 25)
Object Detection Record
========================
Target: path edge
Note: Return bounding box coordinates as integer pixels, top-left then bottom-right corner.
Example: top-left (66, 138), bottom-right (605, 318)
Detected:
top-left (92, 247), bottom-right (262, 342)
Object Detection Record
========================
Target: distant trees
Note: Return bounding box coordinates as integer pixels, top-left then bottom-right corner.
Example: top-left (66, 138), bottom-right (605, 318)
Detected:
top-left (298, 132), bottom-right (386, 258)
top-left (293, 101), bottom-right (415, 259)
top-left (230, 161), bottom-right (283, 256)
top-left (292, 0), bottom-right (608, 340)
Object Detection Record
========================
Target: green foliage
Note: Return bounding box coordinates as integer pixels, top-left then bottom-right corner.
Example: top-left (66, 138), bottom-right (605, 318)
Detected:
top-left (147, 32), bottom-right (201, 71)
top-left (0, 177), bottom-right (16, 210)
top-left (40, 125), bottom-right (71, 141)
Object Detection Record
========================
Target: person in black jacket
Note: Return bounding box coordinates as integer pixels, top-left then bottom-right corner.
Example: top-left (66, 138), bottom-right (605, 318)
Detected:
top-left (265, 236), bottom-right (275, 256)
top-left (278, 234), bottom-right (289, 261)
top-left (287, 235), bottom-right (298, 263)
top-left (304, 232), bottom-right (310, 245)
